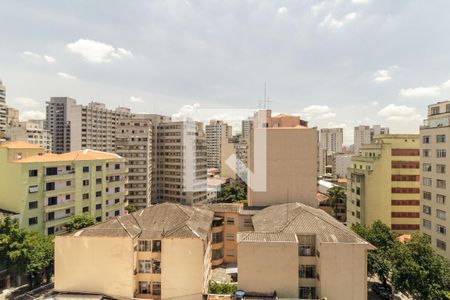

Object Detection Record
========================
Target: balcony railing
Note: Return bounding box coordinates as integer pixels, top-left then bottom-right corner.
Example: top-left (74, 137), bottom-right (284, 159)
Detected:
top-left (299, 245), bottom-right (316, 256)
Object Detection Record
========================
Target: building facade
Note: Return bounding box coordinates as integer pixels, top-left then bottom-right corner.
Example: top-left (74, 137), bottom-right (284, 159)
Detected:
top-left (116, 116), bottom-right (153, 209)
top-left (7, 120), bottom-right (53, 152)
top-left (0, 141), bottom-right (128, 235)
top-left (205, 120), bottom-right (232, 170)
top-left (353, 125), bottom-right (389, 154)
top-left (319, 128), bottom-right (343, 176)
top-left (248, 110), bottom-right (318, 207)
top-left (46, 98), bottom-right (132, 153)
top-left (6, 106), bottom-right (19, 127)
top-left (241, 118), bottom-right (253, 139)
top-left (347, 135), bottom-right (420, 233)
top-left (220, 135), bottom-right (248, 182)
top-left (333, 153), bottom-right (354, 178)
top-left (420, 101), bottom-right (450, 259)
top-left (0, 80), bottom-right (6, 134)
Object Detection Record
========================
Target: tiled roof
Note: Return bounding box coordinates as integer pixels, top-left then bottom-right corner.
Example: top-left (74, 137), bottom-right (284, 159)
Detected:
top-left (72, 203), bottom-right (214, 240)
top-left (237, 232), bottom-right (298, 243)
top-left (0, 141), bottom-right (43, 149)
top-left (200, 203), bottom-right (243, 213)
top-left (252, 202), bottom-right (369, 244)
top-left (16, 149), bottom-right (123, 163)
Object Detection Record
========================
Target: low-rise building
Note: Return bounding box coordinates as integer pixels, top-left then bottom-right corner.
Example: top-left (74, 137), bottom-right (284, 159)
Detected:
top-left (0, 141), bottom-right (128, 235)
top-left (7, 120), bottom-right (53, 152)
top-left (55, 203), bottom-right (214, 300)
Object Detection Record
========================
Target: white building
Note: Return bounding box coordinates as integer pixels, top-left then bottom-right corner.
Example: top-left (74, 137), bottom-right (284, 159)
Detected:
top-left (319, 128), bottom-right (343, 176)
top-left (7, 120), bottom-right (53, 152)
top-left (0, 80), bottom-right (6, 134)
top-left (353, 125), bottom-right (389, 154)
top-left (333, 154), bottom-right (354, 178)
top-left (205, 120), bottom-right (232, 169)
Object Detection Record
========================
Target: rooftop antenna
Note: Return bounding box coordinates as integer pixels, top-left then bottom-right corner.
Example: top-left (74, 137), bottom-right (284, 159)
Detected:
top-left (263, 81), bottom-right (272, 109)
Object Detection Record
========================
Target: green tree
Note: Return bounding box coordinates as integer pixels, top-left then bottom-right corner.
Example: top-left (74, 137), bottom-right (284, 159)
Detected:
top-left (0, 217), bottom-right (27, 276)
top-left (391, 233), bottom-right (450, 300)
top-left (218, 185), bottom-right (246, 203)
top-left (326, 186), bottom-right (346, 217)
top-left (208, 280), bottom-right (238, 294)
top-left (65, 214), bottom-right (96, 232)
top-left (125, 204), bottom-right (138, 214)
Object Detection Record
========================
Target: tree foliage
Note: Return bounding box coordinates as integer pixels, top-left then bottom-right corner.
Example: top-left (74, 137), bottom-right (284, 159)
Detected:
top-left (218, 185), bottom-right (246, 203)
top-left (208, 281), bottom-right (238, 294)
top-left (65, 214), bottom-right (96, 232)
top-left (326, 186), bottom-right (346, 216)
top-left (125, 204), bottom-right (138, 214)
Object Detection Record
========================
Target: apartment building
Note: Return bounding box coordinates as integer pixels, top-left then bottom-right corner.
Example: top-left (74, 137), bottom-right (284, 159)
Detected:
top-left (319, 128), bottom-right (343, 176)
top-left (205, 120), bottom-right (232, 169)
top-left (237, 202), bottom-right (373, 300)
top-left (46, 97), bottom-right (132, 153)
top-left (0, 80), bottom-right (6, 134)
top-left (0, 141), bottom-right (128, 235)
top-left (241, 118), bottom-right (253, 139)
top-left (55, 203), bottom-right (214, 300)
top-left (333, 153), bottom-right (354, 178)
top-left (153, 120), bottom-right (207, 205)
top-left (220, 135), bottom-right (248, 181)
top-left (6, 106), bottom-right (19, 127)
top-left (353, 125), bottom-right (389, 154)
top-left (347, 134), bottom-right (420, 233)
top-left (7, 120), bottom-right (53, 152)
top-left (116, 116), bottom-right (153, 209)
top-left (420, 101), bottom-right (450, 259)
top-left (248, 110), bottom-right (318, 207)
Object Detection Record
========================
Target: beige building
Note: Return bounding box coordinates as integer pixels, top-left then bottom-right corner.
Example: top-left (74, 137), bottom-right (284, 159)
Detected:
top-left (0, 80), bottom-right (6, 134)
top-left (248, 110), bottom-right (318, 207)
top-left (220, 135), bottom-right (248, 182)
top-left (0, 141), bottom-right (128, 235)
top-left (7, 120), bottom-right (53, 152)
top-left (420, 101), bottom-right (450, 259)
top-left (319, 128), bottom-right (343, 176)
top-left (241, 118), bottom-right (253, 139)
top-left (55, 202), bottom-right (214, 300)
top-left (205, 120), bottom-right (232, 170)
top-left (353, 125), bottom-right (389, 154)
top-left (116, 116), bottom-right (153, 209)
top-left (237, 202), bottom-right (373, 299)
top-left (6, 106), bottom-right (19, 127)
top-left (347, 135), bottom-right (420, 233)
top-left (46, 98), bottom-right (132, 153)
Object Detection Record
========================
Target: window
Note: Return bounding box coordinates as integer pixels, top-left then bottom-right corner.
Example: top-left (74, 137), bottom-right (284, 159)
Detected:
top-left (139, 260), bottom-right (152, 273)
top-left (114, 187), bottom-right (120, 193)
top-left (226, 217), bottom-right (234, 225)
top-left (96, 216), bottom-right (101, 222)
top-left (422, 163), bottom-right (432, 172)
top-left (82, 206), bottom-right (89, 213)
top-left (423, 191), bottom-right (432, 200)
top-left (139, 240), bottom-right (152, 252)
top-left (66, 165), bottom-right (71, 171)
top-left (29, 185), bottom-right (39, 193)
top-left (83, 166), bottom-right (89, 173)
top-left (437, 135), bottom-right (446, 143)
top-left (298, 235), bottom-right (315, 256)
top-left (437, 209), bottom-right (446, 220)
top-left (28, 217), bottom-right (38, 225)
top-left (423, 136), bottom-right (431, 144)
top-left (226, 233), bottom-right (234, 241)
top-left (152, 282), bottom-right (161, 295)
top-left (423, 149), bottom-right (431, 157)
top-left (96, 203), bottom-right (102, 210)
top-left (152, 261), bottom-right (161, 274)
top-left (437, 224), bottom-right (446, 235)
top-left (423, 177), bottom-right (432, 186)
top-left (152, 240), bottom-right (161, 252)
top-left (299, 287), bottom-right (316, 299)
top-left (138, 281), bottom-right (150, 294)
top-left (115, 163), bottom-right (120, 170)
top-left (437, 149), bottom-right (447, 158)
top-left (299, 265), bottom-right (315, 278)
top-left (96, 191), bottom-right (102, 197)
top-left (47, 212), bottom-right (54, 221)
top-left (29, 169), bottom-right (38, 177)
top-left (46, 182), bottom-right (55, 191)
top-left (423, 205), bottom-right (431, 215)
top-left (437, 164), bottom-right (446, 174)
top-left (82, 193), bottom-right (89, 200)
top-left (212, 248), bottom-right (223, 260)
top-left (47, 197), bottom-right (57, 206)
top-left (437, 194), bottom-right (446, 204)
top-left (431, 106), bottom-right (440, 115)
top-left (46, 167), bottom-right (57, 176)
top-left (47, 227), bottom-right (55, 235)
top-left (96, 178), bottom-right (102, 184)
top-left (437, 179), bottom-right (446, 189)
top-left (423, 219), bottom-right (431, 229)
top-left (437, 239), bottom-right (447, 251)
top-left (115, 210), bottom-right (120, 216)
top-left (28, 201), bottom-right (38, 209)
top-left (212, 232), bottom-right (223, 243)
top-left (227, 249), bottom-right (235, 256)
top-left (83, 179), bottom-right (89, 186)
top-left (66, 181), bottom-right (71, 186)
top-left (96, 165), bottom-right (102, 172)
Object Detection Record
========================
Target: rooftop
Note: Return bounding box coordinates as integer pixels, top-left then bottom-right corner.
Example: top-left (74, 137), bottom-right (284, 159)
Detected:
top-left (16, 149), bottom-right (123, 163)
top-left (69, 202), bottom-right (214, 240)
top-left (237, 232), bottom-right (298, 243)
top-left (0, 141), bottom-right (43, 150)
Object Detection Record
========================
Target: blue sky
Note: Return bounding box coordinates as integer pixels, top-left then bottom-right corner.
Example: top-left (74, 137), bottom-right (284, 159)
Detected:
top-left (1, 0), bottom-right (450, 144)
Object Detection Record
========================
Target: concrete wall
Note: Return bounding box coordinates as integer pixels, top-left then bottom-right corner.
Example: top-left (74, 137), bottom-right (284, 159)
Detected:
top-left (317, 242), bottom-right (368, 300)
top-left (54, 235), bottom-right (135, 299)
top-left (238, 241), bottom-right (298, 298)
top-left (161, 238), bottom-right (208, 300)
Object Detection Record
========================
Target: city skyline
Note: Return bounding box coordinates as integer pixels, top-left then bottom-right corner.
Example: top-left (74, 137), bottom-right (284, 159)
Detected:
top-left (2, 1), bottom-right (450, 144)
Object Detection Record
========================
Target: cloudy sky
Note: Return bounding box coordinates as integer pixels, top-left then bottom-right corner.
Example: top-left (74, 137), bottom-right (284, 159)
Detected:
top-left (1, 0), bottom-right (450, 144)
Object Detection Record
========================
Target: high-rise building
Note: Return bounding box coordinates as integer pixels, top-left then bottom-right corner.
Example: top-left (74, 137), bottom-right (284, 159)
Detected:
top-left (150, 118), bottom-right (207, 205)
top-left (353, 125), bottom-right (389, 154)
top-left (7, 120), bottom-right (53, 152)
top-left (318, 127), bottom-right (344, 176)
top-left (205, 120), bottom-right (232, 169)
top-left (221, 135), bottom-right (248, 182)
top-left (116, 116), bottom-right (153, 209)
top-left (6, 106), bottom-right (19, 127)
top-left (333, 153), bottom-right (354, 178)
top-left (0, 141), bottom-right (128, 235)
top-left (46, 98), bottom-right (132, 153)
top-left (0, 80), bottom-right (7, 134)
top-left (248, 110), bottom-right (318, 207)
top-left (241, 118), bottom-right (253, 139)
top-left (347, 134), bottom-right (420, 233)
top-left (420, 101), bottom-right (450, 259)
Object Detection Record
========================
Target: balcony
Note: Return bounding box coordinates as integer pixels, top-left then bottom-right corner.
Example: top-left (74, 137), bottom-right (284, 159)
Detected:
top-left (45, 187), bottom-right (74, 197)
top-left (44, 200), bottom-right (75, 213)
top-left (45, 215), bottom-right (73, 228)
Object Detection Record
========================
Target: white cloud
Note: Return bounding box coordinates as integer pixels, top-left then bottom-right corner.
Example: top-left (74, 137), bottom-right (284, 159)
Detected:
top-left (21, 110), bottom-right (46, 121)
top-left (373, 65), bottom-right (399, 82)
top-left (129, 96), bottom-right (144, 103)
top-left (57, 72), bottom-right (77, 80)
top-left (172, 102), bottom-right (201, 121)
top-left (352, 0), bottom-right (370, 4)
top-left (43, 55), bottom-right (56, 63)
top-left (371, 101), bottom-right (379, 106)
top-left (399, 78), bottom-right (450, 97)
top-left (302, 105), bottom-right (336, 120)
top-left (278, 6), bottom-right (287, 15)
top-left (67, 39), bottom-right (133, 63)
top-left (378, 104), bottom-right (422, 122)
top-left (13, 97), bottom-right (39, 108)
top-left (320, 12), bottom-right (358, 29)
top-left (21, 51), bottom-right (56, 63)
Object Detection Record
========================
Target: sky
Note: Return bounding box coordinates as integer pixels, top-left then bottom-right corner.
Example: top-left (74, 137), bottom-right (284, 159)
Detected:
top-left (1, 0), bottom-right (450, 144)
